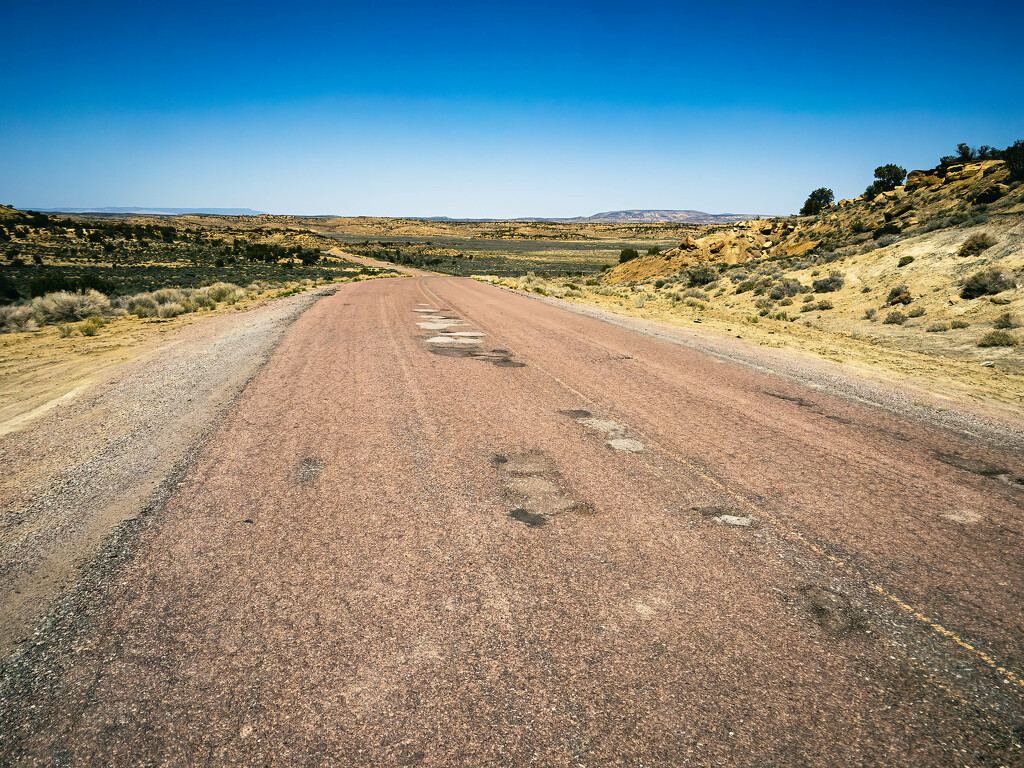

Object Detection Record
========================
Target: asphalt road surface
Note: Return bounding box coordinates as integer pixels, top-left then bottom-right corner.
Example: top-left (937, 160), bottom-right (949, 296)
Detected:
top-left (2, 274), bottom-right (1023, 767)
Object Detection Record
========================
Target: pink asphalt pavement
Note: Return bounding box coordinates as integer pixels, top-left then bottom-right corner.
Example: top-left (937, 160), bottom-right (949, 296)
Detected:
top-left (2, 275), bottom-right (1022, 766)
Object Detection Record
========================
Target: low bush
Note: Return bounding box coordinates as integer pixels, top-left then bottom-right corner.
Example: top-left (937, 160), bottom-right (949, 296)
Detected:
top-left (686, 265), bottom-right (719, 287)
top-left (815, 299), bottom-right (834, 310)
top-left (769, 279), bottom-right (802, 300)
top-left (886, 284), bottom-right (912, 305)
top-left (926, 322), bottom-right (950, 332)
top-left (0, 304), bottom-right (37, 333)
top-left (126, 295), bottom-right (159, 317)
top-left (157, 302), bottom-right (186, 318)
top-left (961, 269), bottom-right (1014, 299)
top-left (950, 319), bottom-right (969, 329)
top-left (31, 289), bottom-right (110, 323)
top-left (151, 288), bottom-right (186, 305)
top-left (863, 308), bottom-right (878, 321)
top-left (908, 306), bottom-right (925, 318)
top-left (977, 330), bottom-right (1019, 347)
top-left (735, 280), bottom-right (755, 293)
top-left (654, 279), bottom-right (665, 289)
top-left (80, 317), bottom-right (103, 336)
top-left (993, 312), bottom-right (1020, 329)
top-left (883, 310), bottom-right (907, 325)
top-left (619, 248), bottom-right (639, 263)
top-left (958, 233), bottom-right (997, 257)
top-left (202, 282), bottom-right (241, 302)
top-left (812, 272), bottom-right (845, 293)
top-left (683, 288), bottom-right (707, 300)
top-left (897, 255), bottom-right (914, 267)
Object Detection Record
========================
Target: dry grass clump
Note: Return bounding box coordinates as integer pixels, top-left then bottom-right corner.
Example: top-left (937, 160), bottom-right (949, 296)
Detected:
top-left (31, 289), bottom-right (110, 323)
top-left (0, 304), bottom-right (37, 333)
top-left (157, 302), bottom-right (186, 318)
top-left (993, 312), bottom-right (1020, 329)
top-left (926, 322), bottom-right (950, 332)
top-left (883, 310), bottom-right (908, 325)
top-left (977, 330), bottom-right (1020, 347)
top-left (958, 232), bottom-right (997, 257)
top-left (960, 269), bottom-right (1015, 299)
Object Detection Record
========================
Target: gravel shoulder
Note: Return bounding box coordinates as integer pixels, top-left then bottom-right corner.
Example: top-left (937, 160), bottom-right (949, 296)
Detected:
top-left (0, 285), bottom-right (336, 656)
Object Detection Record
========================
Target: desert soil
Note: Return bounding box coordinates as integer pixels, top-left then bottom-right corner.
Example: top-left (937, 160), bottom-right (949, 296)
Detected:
top-left (1, 273), bottom-right (1023, 766)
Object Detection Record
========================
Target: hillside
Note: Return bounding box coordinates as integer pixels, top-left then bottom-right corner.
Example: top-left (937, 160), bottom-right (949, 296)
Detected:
top-left (480, 149), bottom-right (1024, 404)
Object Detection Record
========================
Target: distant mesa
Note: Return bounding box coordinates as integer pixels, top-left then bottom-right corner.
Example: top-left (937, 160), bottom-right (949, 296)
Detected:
top-left (573, 210), bottom-right (755, 224)
top-left (36, 207), bottom-right (266, 216)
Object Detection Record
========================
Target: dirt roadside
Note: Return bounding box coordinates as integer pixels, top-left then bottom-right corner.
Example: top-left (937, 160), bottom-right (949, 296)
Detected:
top-left (0, 284), bottom-right (342, 657)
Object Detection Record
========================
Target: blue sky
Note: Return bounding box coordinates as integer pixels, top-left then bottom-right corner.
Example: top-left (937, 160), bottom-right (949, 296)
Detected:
top-left (2, 0), bottom-right (1022, 217)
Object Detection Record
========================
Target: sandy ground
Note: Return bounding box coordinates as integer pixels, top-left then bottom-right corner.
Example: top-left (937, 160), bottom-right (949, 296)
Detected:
top-left (1, 273), bottom-right (1022, 766)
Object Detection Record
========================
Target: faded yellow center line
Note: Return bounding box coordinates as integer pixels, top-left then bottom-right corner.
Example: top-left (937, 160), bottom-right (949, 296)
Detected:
top-left (536, 362), bottom-right (1024, 692)
top-left (420, 278), bottom-right (1024, 695)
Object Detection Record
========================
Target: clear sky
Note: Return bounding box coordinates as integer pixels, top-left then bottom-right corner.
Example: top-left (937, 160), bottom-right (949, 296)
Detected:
top-left (2, 0), bottom-right (1022, 218)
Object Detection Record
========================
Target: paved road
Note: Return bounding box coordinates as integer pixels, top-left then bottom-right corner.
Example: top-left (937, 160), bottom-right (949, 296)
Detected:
top-left (2, 275), bottom-right (1023, 766)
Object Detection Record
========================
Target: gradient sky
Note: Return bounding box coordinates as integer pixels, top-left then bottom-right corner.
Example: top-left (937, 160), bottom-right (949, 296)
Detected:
top-left (2, 0), bottom-right (1022, 217)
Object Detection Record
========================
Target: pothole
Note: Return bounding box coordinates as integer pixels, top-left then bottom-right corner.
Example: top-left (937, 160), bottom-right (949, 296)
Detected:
top-left (509, 508), bottom-right (546, 527)
top-left (428, 347), bottom-right (525, 368)
top-left (495, 450), bottom-right (592, 526)
top-left (766, 392), bottom-right (812, 407)
top-left (798, 584), bottom-right (865, 637)
top-left (426, 335), bottom-right (480, 345)
top-left (562, 409), bottom-right (645, 452)
top-left (934, 451), bottom-right (1010, 479)
top-left (417, 321), bottom-right (463, 330)
top-left (296, 456), bottom-right (323, 485)
top-left (941, 509), bottom-right (983, 524)
top-left (559, 409), bottom-right (592, 419)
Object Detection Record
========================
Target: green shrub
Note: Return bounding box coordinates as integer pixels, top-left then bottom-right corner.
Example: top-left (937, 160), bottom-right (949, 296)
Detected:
top-left (978, 330), bottom-right (1019, 347)
top-left (815, 299), bottom-right (834, 310)
top-left (958, 233), bottom-right (997, 257)
top-left (812, 272), bottom-right (844, 293)
top-left (735, 280), bottom-right (755, 293)
top-left (897, 255), bottom-right (914, 267)
top-left (961, 269), bottom-right (1014, 299)
top-left (686, 265), bottom-right (718, 287)
top-left (80, 317), bottom-right (103, 336)
top-left (800, 187), bottom-right (834, 216)
top-left (619, 248), bottom-right (639, 263)
top-left (883, 310), bottom-right (907, 325)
